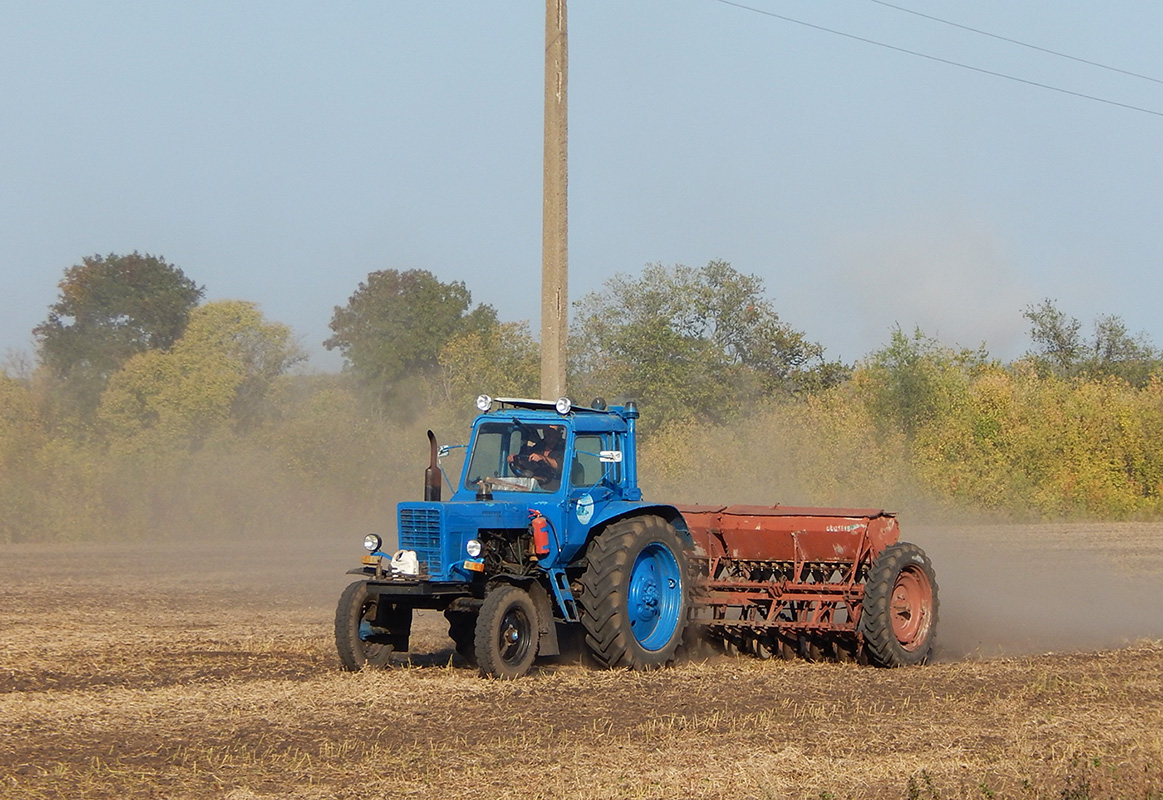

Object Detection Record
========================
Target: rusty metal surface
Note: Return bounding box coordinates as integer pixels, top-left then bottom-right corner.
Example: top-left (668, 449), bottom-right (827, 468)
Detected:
top-left (677, 503), bottom-right (904, 649)
top-left (676, 504), bottom-right (898, 562)
top-left (673, 503), bottom-right (890, 517)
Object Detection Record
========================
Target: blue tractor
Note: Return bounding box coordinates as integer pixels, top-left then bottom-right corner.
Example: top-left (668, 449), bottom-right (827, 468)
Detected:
top-left (335, 395), bottom-right (693, 679)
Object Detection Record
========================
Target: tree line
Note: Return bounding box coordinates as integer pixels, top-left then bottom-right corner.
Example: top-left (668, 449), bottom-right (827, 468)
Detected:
top-left (3, 251), bottom-right (1163, 543)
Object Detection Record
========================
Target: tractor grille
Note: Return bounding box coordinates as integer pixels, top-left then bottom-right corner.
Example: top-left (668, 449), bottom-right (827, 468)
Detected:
top-left (398, 506), bottom-right (443, 575)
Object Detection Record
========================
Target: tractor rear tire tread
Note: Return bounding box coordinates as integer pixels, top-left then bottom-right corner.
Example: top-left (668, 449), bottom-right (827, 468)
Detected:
top-left (579, 514), bottom-right (691, 670)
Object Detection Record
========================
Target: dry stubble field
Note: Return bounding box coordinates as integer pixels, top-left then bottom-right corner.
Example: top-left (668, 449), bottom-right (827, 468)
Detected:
top-left (3, 522), bottom-right (1163, 800)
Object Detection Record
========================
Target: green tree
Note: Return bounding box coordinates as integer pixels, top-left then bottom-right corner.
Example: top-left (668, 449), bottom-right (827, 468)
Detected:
top-left (98, 300), bottom-right (302, 446)
top-left (324, 269), bottom-right (497, 404)
top-left (571, 260), bottom-right (838, 426)
top-left (1086, 314), bottom-right (1159, 386)
top-left (436, 321), bottom-right (539, 408)
top-left (1022, 298), bottom-right (1160, 386)
top-left (182, 300), bottom-right (305, 427)
top-left (859, 326), bottom-right (989, 439)
top-left (0, 372), bottom-right (46, 542)
top-left (33, 252), bottom-right (204, 414)
top-left (1023, 298), bottom-right (1082, 376)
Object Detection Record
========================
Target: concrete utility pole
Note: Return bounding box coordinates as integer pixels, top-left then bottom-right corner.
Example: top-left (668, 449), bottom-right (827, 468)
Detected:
top-left (541, 0), bottom-right (568, 400)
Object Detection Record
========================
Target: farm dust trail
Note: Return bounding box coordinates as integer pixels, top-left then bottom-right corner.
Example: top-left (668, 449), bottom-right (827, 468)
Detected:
top-left (26, 522), bottom-right (1160, 669)
top-left (917, 521), bottom-right (1163, 660)
top-left (169, 522), bottom-right (1163, 664)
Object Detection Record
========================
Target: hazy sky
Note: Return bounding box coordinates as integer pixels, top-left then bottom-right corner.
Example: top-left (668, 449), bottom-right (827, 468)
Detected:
top-left (3, 1), bottom-right (1162, 371)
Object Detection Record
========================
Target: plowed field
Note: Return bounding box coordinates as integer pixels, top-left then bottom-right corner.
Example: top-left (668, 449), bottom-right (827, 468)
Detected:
top-left (3, 523), bottom-right (1163, 799)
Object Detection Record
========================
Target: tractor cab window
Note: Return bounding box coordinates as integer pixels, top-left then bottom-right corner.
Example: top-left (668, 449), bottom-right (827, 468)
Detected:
top-left (464, 422), bottom-right (567, 493)
top-left (571, 434), bottom-right (603, 487)
top-left (571, 433), bottom-right (621, 488)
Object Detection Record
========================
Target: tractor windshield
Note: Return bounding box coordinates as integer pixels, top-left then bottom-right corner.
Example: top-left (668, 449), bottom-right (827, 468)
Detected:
top-left (464, 422), bottom-right (567, 493)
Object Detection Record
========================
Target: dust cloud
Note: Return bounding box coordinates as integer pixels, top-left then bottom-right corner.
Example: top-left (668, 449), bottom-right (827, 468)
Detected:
top-left (30, 502), bottom-right (1163, 669)
top-left (916, 521), bottom-right (1163, 660)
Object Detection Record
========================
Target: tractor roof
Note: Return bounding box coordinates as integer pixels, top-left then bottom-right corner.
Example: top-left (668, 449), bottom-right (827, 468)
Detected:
top-left (473, 396), bottom-right (636, 432)
top-left (490, 396), bottom-right (610, 414)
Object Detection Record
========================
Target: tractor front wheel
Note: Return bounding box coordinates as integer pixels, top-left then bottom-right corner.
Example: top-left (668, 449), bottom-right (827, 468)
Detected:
top-left (474, 584), bottom-right (539, 679)
top-left (579, 514), bottom-right (691, 670)
top-left (861, 542), bottom-right (939, 667)
top-left (335, 580), bottom-right (397, 671)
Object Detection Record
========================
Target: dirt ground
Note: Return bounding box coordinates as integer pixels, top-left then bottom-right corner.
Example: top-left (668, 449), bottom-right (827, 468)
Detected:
top-left (3, 522), bottom-right (1163, 799)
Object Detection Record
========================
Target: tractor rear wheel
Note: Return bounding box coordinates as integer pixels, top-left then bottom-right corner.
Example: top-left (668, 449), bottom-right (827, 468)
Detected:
top-left (475, 584), bottom-right (539, 679)
top-left (335, 580), bottom-right (396, 671)
top-left (861, 542), bottom-right (939, 667)
top-left (579, 514), bottom-right (691, 670)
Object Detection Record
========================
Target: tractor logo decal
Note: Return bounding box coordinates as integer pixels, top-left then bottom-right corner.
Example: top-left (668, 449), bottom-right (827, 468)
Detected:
top-left (576, 494), bottom-right (595, 525)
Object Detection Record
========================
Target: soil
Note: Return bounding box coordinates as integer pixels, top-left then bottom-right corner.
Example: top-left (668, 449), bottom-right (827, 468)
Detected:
top-left (2, 523), bottom-right (1163, 799)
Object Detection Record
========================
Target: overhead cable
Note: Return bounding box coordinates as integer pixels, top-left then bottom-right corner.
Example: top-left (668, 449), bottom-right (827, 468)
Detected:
top-left (866, 0), bottom-right (1163, 86)
top-left (711, 0), bottom-right (1163, 119)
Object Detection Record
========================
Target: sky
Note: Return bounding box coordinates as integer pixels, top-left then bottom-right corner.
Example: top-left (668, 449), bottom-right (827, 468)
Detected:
top-left (3, 1), bottom-right (1162, 372)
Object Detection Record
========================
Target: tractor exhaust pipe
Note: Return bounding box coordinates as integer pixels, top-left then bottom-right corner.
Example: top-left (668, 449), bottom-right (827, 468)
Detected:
top-left (424, 430), bottom-right (441, 502)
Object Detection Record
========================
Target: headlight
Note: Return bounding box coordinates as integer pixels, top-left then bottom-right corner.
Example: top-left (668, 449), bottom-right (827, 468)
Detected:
top-left (555, 396), bottom-right (572, 414)
top-left (475, 394), bottom-right (493, 412)
top-left (363, 534), bottom-right (383, 552)
top-left (466, 539), bottom-right (483, 558)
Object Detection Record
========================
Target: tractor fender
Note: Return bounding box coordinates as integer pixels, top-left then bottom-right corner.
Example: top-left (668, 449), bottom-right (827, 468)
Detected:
top-left (584, 502), bottom-right (695, 550)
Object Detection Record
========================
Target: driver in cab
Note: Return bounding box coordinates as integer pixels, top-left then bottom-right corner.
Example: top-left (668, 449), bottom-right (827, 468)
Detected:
top-left (509, 425), bottom-right (566, 490)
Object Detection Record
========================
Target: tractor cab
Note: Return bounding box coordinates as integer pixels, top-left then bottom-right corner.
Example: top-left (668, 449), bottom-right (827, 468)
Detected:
top-left (433, 396), bottom-right (643, 573)
top-left (452, 395), bottom-right (640, 500)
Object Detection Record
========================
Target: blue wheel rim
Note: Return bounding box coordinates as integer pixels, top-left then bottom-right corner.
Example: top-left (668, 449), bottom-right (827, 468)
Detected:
top-left (627, 542), bottom-right (683, 651)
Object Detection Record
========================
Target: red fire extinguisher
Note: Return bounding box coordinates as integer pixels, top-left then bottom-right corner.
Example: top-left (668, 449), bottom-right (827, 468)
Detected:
top-left (529, 510), bottom-right (551, 556)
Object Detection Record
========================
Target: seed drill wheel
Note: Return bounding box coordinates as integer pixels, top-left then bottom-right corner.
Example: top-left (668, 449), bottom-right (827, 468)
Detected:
top-left (748, 632), bottom-right (774, 660)
top-left (335, 580), bottom-right (396, 671)
top-left (579, 514), bottom-right (691, 670)
top-left (834, 637), bottom-right (862, 663)
top-left (805, 637), bottom-right (834, 662)
top-left (776, 634), bottom-right (799, 661)
top-left (861, 542), bottom-right (939, 667)
top-left (474, 584), bottom-right (539, 679)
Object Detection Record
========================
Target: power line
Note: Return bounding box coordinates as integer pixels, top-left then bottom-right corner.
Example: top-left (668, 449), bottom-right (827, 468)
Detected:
top-left (711, 0), bottom-right (1163, 119)
top-left (865, 0), bottom-right (1163, 86)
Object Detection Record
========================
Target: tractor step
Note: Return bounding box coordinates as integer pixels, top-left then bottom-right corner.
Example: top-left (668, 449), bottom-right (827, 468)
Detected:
top-left (546, 567), bottom-right (580, 622)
